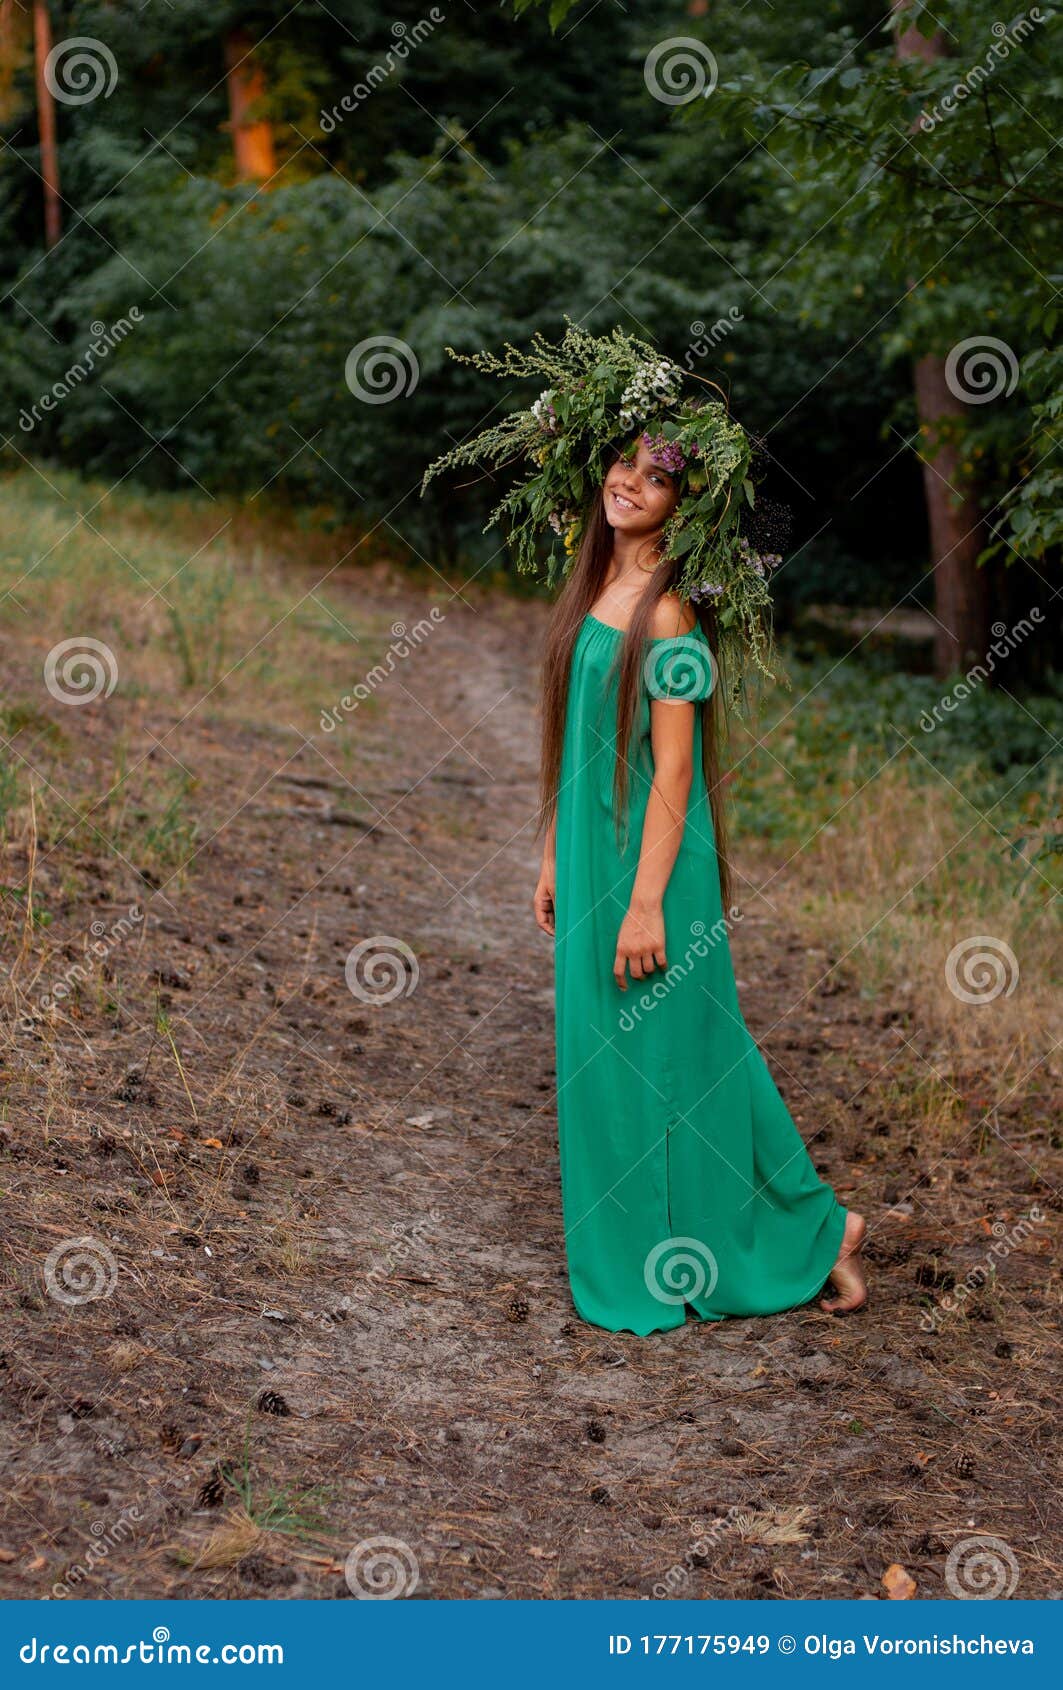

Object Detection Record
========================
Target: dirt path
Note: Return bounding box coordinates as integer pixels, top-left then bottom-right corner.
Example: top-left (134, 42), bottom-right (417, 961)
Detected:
top-left (0, 577), bottom-right (1057, 1601)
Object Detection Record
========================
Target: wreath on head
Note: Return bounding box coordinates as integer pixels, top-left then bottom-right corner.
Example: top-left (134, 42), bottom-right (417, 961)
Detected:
top-left (421, 317), bottom-right (785, 699)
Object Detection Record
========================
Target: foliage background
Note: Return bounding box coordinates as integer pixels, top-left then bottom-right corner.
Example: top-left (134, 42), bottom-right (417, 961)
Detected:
top-left (0, 0), bottom-right (1058, 654)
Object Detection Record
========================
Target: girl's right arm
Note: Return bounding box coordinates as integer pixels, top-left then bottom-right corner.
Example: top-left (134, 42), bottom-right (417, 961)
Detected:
top-left (533, 817), bottom-right (557, 936)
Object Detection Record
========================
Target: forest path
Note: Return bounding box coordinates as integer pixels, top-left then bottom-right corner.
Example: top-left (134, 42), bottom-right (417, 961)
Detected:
top-left (0, 570), bottom-right (1052, 1601)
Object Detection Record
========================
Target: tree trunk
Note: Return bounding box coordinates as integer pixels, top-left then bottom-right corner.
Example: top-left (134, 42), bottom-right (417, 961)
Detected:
top-left (32, 0), bottom-right (61, 247)
top-left (911, 356), bottom-right (989, 674)
top-left (224, 28), bottom-right (275, 183)
top-left (894, 4), bottom-right (990, 677)
top-left (1, 0), bottom-right (30, 124)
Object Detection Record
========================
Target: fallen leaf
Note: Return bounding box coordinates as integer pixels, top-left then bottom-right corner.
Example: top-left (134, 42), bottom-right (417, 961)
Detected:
top-left (201, 1138), bottom-right (223, 1149)
top-left (0, 1547), bottom-right (17, 1562)
top-left (883, 1563), bottom-right (917, 1600)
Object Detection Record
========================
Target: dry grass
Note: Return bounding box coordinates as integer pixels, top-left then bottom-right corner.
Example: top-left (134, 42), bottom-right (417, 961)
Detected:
top-left (732, 1505), bottom-right (814, 1546)
top-left (0, 464), bottom-right (447, 892)
top-left (732, 719), bottom-right (1059, 1156)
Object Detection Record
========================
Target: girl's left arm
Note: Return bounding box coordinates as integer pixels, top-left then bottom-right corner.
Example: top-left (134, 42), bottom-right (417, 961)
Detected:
top-left (533, 814), bottom-right (557, 937)
top-left (612, 699), bottom-right (694, 990)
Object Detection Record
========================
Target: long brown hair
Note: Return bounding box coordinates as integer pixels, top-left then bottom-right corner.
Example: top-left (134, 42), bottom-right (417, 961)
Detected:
top-left (539, 481), bottom-right (732, 915)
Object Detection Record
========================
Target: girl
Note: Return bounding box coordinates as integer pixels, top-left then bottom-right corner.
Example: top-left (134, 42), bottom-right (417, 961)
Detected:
top-left (531, 435), bottom-right (867, 1336)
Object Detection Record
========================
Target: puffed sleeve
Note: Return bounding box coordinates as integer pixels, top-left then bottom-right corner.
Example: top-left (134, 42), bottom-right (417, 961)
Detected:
top-left (643, 634), bottom-right (716, 702)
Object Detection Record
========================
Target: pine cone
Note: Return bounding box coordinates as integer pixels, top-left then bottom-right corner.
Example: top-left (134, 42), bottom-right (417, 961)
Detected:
top-left (586, 1419), bottom-right (606, 1443)
top-left (955, 1451), bottom-right (975, 1478)
top-left (256, 1389), bottom-right (290, 1417)
top-left (197, 1465), bottom-right (227, 1508)
top-left (505, 1295), bottom-right (529, 1324)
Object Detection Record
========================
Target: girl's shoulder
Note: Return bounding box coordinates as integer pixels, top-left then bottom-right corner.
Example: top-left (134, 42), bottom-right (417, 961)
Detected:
top-left (644, 596), bottom-right (715, 701)
top-left (648, 593), bottom-right (698, 640)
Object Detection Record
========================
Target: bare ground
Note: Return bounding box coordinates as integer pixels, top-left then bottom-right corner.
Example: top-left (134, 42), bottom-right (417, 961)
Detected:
top-left (0, 572), bottom-right (1059, 1602)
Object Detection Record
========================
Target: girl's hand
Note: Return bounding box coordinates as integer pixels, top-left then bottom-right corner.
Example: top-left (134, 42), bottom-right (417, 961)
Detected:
top-left (613, 902), bottom-right (666, 991)
top-left (533, 858), bottom-right (556, 937)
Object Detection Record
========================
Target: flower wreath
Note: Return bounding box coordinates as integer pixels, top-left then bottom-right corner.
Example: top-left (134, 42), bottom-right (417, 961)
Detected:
top-left (421, 318), bottom-right (784, 697)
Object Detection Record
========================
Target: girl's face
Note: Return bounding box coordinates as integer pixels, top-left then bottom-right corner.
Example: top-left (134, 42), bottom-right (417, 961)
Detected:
top-left (602, 440), bottom-right (681, 536)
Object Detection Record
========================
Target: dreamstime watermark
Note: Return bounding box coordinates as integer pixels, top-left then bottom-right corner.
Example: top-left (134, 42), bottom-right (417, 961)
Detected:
top-left (320, 12), bottom-right (445, 131)
top-left (344, 335), bottom-right (419, 403)
top-left (44, 637), bottom-right (118, 706)
top-left (945, 336), bottom-right (1019, 404)
top-left (919, 12), bottom-right (1044, 131)
top-left (320, 1209), bottom-right (441, 1327)
top-left (918, 610), bottom-right (1043, 731)
top-left (619, 910), bottom-right (742, 1033)
top-left (344, 936), bottom-right (419, 1004)
top-left (44, 36), bottom-right (118, 106)
top-left (643, 636), bottom-right (717, 703)
top-left (43, 1236), bottom-right (118, 1307)
top-left (684, 308), bottom-right (744, 363)
top-left (19, 310), bottom-right (143, 433)
top-left (945, 1534), bottom-right (1020, 1599)
top-left (644, 37), bottom-right (718, 105)
top-left (320, 610), bottom-right (444, 731)
top-left (651, 1506), bottom-right (749, 1598)
top-left (644, 1236), bottom-right (718, 1306)
top-left (344, 1535), bottom-right (420, 1598)
top-left (944, 935), bottom-right (1019, 1005)
top-left (919, 1206), bottom-right (1044, 1333)
top-left (18, 905), bottom-right (143, 1032)
top-left (51, 1505), bottom-right (143, 1599)
top-left (19, 1632), bottom-right (283, 1665)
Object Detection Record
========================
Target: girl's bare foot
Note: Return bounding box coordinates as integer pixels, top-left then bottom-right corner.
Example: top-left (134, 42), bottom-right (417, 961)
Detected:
top-left (820, 1211), bottom-right (868, 1314)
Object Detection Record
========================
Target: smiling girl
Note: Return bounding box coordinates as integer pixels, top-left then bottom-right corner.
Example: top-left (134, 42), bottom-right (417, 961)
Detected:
top-left (532, 434), bottom-right (867, 1335)
top-left (423, 324), bottom-right (867, 1337)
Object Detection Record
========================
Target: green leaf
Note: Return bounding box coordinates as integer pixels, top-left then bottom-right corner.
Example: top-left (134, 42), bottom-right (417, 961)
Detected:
top-left (668, 526), bottom-right (698, 557)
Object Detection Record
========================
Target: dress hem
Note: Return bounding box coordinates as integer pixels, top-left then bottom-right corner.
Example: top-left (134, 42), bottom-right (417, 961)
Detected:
top-left (569, 1202), bottom-right (849, 1336)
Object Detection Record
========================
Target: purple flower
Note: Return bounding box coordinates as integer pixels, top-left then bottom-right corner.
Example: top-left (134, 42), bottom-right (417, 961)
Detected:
top-left (690, 581), bottom-right (724, 604)
top-left (641, 431), bottom-right (687, 475)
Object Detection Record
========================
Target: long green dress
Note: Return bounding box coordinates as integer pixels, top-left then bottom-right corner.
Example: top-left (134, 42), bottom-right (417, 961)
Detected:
top-left (553, 612), bottom-right (848, 1336)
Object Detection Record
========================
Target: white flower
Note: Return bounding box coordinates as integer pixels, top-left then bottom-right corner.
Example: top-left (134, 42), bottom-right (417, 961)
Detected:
top-left (531, 389), bottom-right (558, 432)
